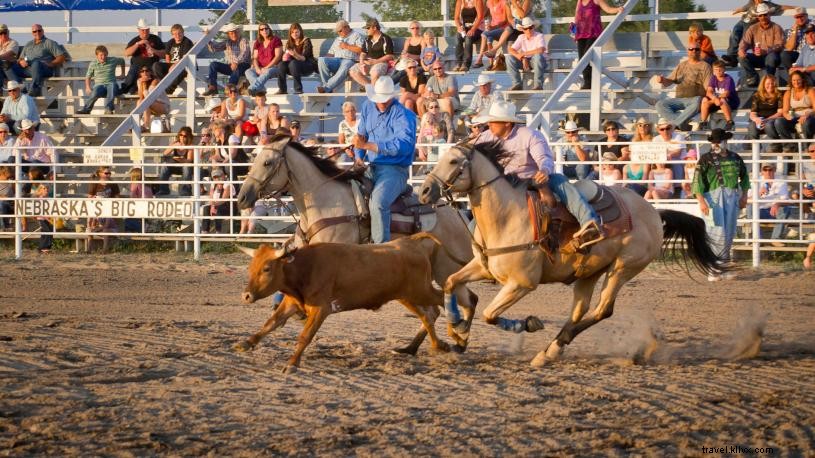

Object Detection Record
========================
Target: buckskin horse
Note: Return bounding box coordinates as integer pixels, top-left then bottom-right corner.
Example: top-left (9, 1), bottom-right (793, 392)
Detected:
top-left (236, 134), bottom-right (478, 354)
top-left (418, 142), bottom-right (726, 366)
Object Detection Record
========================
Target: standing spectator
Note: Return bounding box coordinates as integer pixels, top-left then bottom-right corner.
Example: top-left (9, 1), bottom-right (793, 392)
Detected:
top-left (0, 122), bottom-right (14, 163)
top-left (506, 17), bottom-right (547, 91)
top-left (14, 119), bottom-right (53, 169)
top-left (653, 118), bottom-right (687, 196)
top-left (737, 3), bottom-right (784, 89)
top-left (748, 163), bottom-right (791, 245)
top-left (699, 60), bottom-right (740, 131)
top-left (200, 168), bottom-right (234, 234)
top-left (205, 23), bottom-right (250, 96)
top-left (692, 129), bottom-right (749, 277)
top-left (157, 126), bottom-right (193, 196)
top-left (27, 167), bottom-right (52, 253)
top-left (245, 22), bottom-right (283, 95)
top-left (10, 24), bottom-right (69, 97)
top-left (689, 22), bottom-right (717, 65)
top-left (473, 0), bottom-right (510, 69)
top-left (136, 66), bottom-right (170, 133)
top-left (722, 0), bottom-right (792, 67)
top-left (556, 120), bottom-right (596, 180)
top-left (120, 19), bottom-right (165, 95)
top-left (573, 0), bottom-right (623, 89)
top-left (781, 8), bottom-right (813, 78)
top-left (655, 42), bottom-right (711, 131)
top-left (748, 74), bottom-right (784, 151)
top-left (453, 0), bottom-right (485, 72)
top-left (398, 59), bottom-right (426, 114)
top-left (461, 74), bottom-right (499, 122)
top-left (351, 77), bottom-right (417, 243)
top-left (775, 70), bottom-right (815, 146)
top-left (77, 45), bottom-right (125, 115)
top-left (599, 120), bottom-right (630, 163)
top-left (85, 166), bottom-right (120, 253)
top-left (317, 20), bottom-right (364, 94)
top-left (0, 24), bottom-right (19, 91)
top-left (277, 23), bottom-right (317, 95)
top-left (790, 23), bottom-right (815, 85)
top-left (0, 81), bottom-right (39, 134)
top-left (153, 24), bottom-right (194, 94)
top-left (419, 61), bottom-right (459, 119)
top-left (349, 18), bottom-right (395, 87)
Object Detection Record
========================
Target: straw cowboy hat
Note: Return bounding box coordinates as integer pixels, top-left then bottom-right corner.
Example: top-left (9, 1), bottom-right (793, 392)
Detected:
top-left (222, 23), bottom-right (242, 33)
top-left (516, 17), bottom-right (539, 31)
top-left (753, 2), bottom-right (770, 16)
top-left (5, 81), bottom-right (22, 91)
top-left (137, 19), bottom-right (151, 30)
top-left (656, 117), bottom-right (673, 128)
top-left (204, 97), bottom-right (222, 112)
top-left (562, 120), bottom-right (580, 132)
top-left (20, 119), bottom-right (37, 130)
top-left (473, 74), bottom-right (494, 86)
top-left (365, 77), bottom-right (399, 103)
top-left (472, 100), bottom-right (524, 124)
top-left (601, 152), bottom-right (618, 161)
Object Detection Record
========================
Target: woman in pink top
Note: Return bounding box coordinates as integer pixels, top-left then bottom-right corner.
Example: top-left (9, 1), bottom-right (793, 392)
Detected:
top-left (573, 0), bottom-right (622, 89)
top-left (473, 0), bottom-right (510, 68)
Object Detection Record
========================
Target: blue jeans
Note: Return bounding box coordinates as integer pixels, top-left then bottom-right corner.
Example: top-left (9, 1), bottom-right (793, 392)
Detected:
top-left (773, 116), bottom-right (815, 140)
top-left (563, 164), bottom-right (597, 181)
top-left (82, 83), bottom-right (120, 111)
top-left (704, 187), bottom-right (742, 261)
top-left (277, 59), bottom-right (315, 93)
top-left (738, 52), bottom-right (781, 85)
top-left (506, 53), bottom-right (547, 88)
top-left (482, 27), bottom-right (504, 44)
top-left (245, 66), bottom-right (280, 92)
top-left (455, 29), bottom-right (482, 69)
top-left (748, 205), bottom-right (790, 241)
top-left (209, 61), bottom-right (250, 87)
top-left (548, 173), bottom-right (599, 228)
top-left (655, 96), bottom-right (701, 128)
top-left (317, 57), bottom-right (355, 92)
top-left (368, 164), bottom-right (409, 243)
top-left (11, 60), bottom-right (55, 96)
top-left (159, 163), bottom-right (193, 196)
top-left (727, 21), bottom-right (747, 57)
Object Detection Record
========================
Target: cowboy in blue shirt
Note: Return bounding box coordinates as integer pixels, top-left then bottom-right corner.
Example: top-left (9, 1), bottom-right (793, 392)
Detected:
top-left (352, 77), bottom-right (417, 243)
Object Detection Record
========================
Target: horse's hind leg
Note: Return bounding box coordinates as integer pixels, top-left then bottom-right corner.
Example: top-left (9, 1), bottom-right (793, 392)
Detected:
top-left (235, 296), bottom-right (303, 352)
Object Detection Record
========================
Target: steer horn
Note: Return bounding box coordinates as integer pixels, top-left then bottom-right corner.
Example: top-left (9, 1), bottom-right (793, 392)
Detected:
top-left (235, 245), bottom-right (257, 258)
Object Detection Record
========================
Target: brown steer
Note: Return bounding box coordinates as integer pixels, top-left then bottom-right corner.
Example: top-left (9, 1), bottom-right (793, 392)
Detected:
top-left (236, 233), bottom-right (450, 371)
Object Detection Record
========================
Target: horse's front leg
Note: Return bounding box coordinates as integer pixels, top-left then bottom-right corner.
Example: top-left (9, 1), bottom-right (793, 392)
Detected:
top-left (482, 282), bottom-right (541, 333)
top-left (235, 296), bottom-right (303, 352)
top-left (442, 258), bottom-right (491, 346)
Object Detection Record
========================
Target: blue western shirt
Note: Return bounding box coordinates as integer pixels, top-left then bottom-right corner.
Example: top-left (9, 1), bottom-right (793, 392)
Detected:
top-left (355, 99), bottom-right (416, 167)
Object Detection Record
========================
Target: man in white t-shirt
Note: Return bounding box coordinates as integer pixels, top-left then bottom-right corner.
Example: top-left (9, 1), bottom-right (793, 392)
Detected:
top-left (652, 118), bottom-right (688, 197)
top-left (748, 163), bottom-right (791, 243)
top-left (506, 17), bottom-right (547, 91)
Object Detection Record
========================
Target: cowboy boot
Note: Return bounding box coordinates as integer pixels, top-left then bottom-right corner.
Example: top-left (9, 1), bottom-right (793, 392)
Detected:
top-left (574, 219), bottom-right (605, 250)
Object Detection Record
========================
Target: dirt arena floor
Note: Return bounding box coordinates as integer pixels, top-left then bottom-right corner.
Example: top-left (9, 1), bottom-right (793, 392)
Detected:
top-left (0, 251), bottom-right (813, 456)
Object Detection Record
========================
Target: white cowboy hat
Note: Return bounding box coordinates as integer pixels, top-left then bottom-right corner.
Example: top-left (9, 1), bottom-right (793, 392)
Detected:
top-left (204, 97), bottom-right (222, 112)
top-left (137, 18), bottom-right (151, 30)
top-left (20, 119), bottom-right (37, 130)
top-left (365, 77), bottom-right (399, 103)
top-left (472, 100), bottom-right (524, 124)
top-left (753, 3), bottom-right (770, 16)
top-left (222, 23), bottom-right (241, 33)
top-left (656, 117), bottom-right (673, 128)
top-left (562, 120), bottom-right (580, 132)
top-left (515, 16), bottom-right (539, 31)
top-left (474, 74), bottom-right (494, 86)
top-left (5, 80), bottom-right (22, 91)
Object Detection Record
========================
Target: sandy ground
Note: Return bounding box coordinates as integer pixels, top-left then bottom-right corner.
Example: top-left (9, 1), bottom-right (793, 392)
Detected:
top-left (0, 251), bottom-right (813, 456)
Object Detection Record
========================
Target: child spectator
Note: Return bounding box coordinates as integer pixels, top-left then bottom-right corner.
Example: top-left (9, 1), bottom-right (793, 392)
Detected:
top-left (699, 60), bottom-right (739, 131)
top-left (643, 162), bottom-right (674, 200)
top-left (28, 167), bottom-right (52, 253)
top-left (681, 149), bottom-right (698, 198)
top-left (243, 90), bottom-right (269, 142)
top-left (77, 45), bottom-right (125, 115)
top-left (420, 30), bottom-right (442, 74)
top-left (599, 152), bottom-right (622, 186)
top-left (689, 22), bottom-right (717, 64)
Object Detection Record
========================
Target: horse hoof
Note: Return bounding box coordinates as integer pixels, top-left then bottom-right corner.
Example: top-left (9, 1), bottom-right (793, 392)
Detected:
top-left (283, 364), bottom-right (298, 374)
top-left (391, 346), bottom-right (419, 356)
top-left (525, 316), bottom-right (545, 332)
top-left (530, 351), bottom-right (552, 367)
top-left (233, 341), bottom-right (254, 353)
top-left (433, 342), bottom-right (451, 353)
top-left (451, 344), bottom-right (466, 354)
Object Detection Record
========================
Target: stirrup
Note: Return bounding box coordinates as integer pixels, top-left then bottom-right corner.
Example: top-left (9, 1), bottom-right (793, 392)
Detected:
top-left (574, 220), bottom-right (605, 250)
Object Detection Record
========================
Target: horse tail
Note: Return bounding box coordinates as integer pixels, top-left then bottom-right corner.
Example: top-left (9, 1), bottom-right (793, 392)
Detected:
top-left (659, 209), bottom-right (728, 276)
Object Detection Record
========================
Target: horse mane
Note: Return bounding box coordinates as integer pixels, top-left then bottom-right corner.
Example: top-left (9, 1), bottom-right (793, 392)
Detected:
top-left (269, 133), bottom-right (366, 183)
top-left (470, 141), bottom-right (534, 189)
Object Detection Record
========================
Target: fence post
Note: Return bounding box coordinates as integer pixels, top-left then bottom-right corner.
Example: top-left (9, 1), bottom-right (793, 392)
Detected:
top-left (194, 148), bottom-right (201, 261)
top-left (14, 149), bottom-right (22, 260)
top-left (751, 140), bottom-right (760, 267)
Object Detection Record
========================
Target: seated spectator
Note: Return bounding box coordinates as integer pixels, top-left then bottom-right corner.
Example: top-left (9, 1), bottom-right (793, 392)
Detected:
top-left (632, 117), bottom-right (654, 142)
top-left (14, 119), bottom-right (53, 172)
top-left (699, 60), bottom-right (740, 131)
top-left (453, 0), bottom-right (485, 72)
top-left (399, 59), bottom-right (426, 114)
top-left (0, 165), bottom-right (12, 229)
top-left (599, 152), bottom-right (622, 186)
top-left (0, 81), bottom-right (38, 134)
top-left (419, 62), bottom-right (459, 119)
top-left (395, 21), bottom-right (424, 81)
top-left (722, 0), bottom-right (792, 67)
top-left (483, 0), bottom-right (532, 61)
top-left (9, 24), bottom-right (69, 97)
top-left (157, 126), bottom-right (193, 196)
top-left (77, 45), bottom-right (125, 115)
top-left (200, 168), bottom-right (234, 233)
top-left (506, 17), bottom-right (547, 91)
top-left (277, 23), bottom-right (316, 95)
top-left (802, 144), bottom-right (815, 206)
top-left (643, 162), bottom-right (674, 200)
top-left (689, 22), bottom-right (717, 65)
top-left (737, 3), bottom-right (784, 89)
top-left (775, 70), bottom-right (815, 147)
top-left (599, 120), bottom-right (630, 163)
top-left (782, 8), bottom-right (813, 79)
top-left (0, 24), bottom-right (19, 91)
top-left (317, 20), bottom-right (364, 94)
top-left (748, 163), bottom-right (791, 245)
top-left (419, 100), bottom-right (454, 147)
top-left (790, 23), bottom-right (815, 85)
top-left (120, 19), bottom-right (165, 95)
top-left (653, 118), bottom-right (687, 196)
top-left (85, 166), bottom-right (120, 253)
top-left (220, 83), bottom-right (248, 136)
top-left (204, 96), bottom-right (222, 123)
top-left (420, 30), bottom-right (442, 74)
top-left (245, 23), bottom-right (282, 96)
top-left (266, 102), bottom-right (290, 132)
top-left (137, 66), bottom-right (170, 132)
top-left (461, 74), bottom-right (499, 122)
top-left (289, 120), bottom-right (303, 143)
top-left (330, 101), bottom-right (358, 161)
top-left (655, 42), bottom-right (711, 131)
top-left (418, 112), bottom-right (452, 162)
top-left (243, 90), bottom-right (269, 142)
top-left (474, 0), bottom-right (510, 69)
top-left (205, 23), bottom-right (250, 96)
top-left (154, 24), bottom-right (194, 94)
top-left (27, 167), bottom-right (52, 252)
top-left (349, 18), bottom-right (395, 87)
top-left (0, 122), bottom-right (14, 162)
top-left (749, 74), bottom-right (784, 151)
top-left (556, 120), bottom-right (596, 180)
top-left (681, 149), bottom-right (698, 198)
top-left (208, 119), bottom-right (230, 171)
top-left (124, 167), bottom-right (153, 232)
top-left (622, 152), bottom-right (650, 196)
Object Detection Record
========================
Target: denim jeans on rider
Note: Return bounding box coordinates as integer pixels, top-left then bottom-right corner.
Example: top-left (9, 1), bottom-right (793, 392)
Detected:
top-left (317, 57), bottom-right (355, 93)
top-left (547, 172), bottom-right (599, 227)
top-left (368, 164), bottom-right (409, 243)
top-left (506, 53), bottom-right (547, 89)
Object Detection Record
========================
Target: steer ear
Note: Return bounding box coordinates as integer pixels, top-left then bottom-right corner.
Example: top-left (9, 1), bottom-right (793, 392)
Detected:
top-left (235, 245), bottom-right (257, 258)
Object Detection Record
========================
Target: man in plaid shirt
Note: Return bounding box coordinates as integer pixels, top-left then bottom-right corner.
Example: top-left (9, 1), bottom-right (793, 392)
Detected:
top-left (205, 23), bottom-right (250, 96)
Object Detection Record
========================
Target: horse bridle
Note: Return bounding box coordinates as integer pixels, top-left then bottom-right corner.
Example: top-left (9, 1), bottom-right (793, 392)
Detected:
top-left (244, 148), bottom-right (289, 200)
top-left (427, 145), bottom-right (501, 197)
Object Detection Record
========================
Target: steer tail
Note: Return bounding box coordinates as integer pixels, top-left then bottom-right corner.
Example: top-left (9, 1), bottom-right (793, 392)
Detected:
top-left (410, 232), bottom-right (469, 266)
top-left (659, 209), bottom-right (728, 276)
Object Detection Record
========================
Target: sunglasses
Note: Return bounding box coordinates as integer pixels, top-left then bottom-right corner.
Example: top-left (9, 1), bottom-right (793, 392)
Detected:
top-left (762, 167), bottom-right (774, 171)
top-left (179, 134), bottom-right (189, 137)
top-left (428, 104), bottom-right (439, 108)
top-left (688, 48), bottom-right (700, 51)
top-left (605, 127), bottom-right (618, 131)
top-left (202, 133), bottom-right (212, 137)
top-left (658, 127), bottom-right (672, 131)
top-left (757, 13), bottom-right (768, 17)
top-left (32, 29), bottom-right (43, 33)
top-left (433, 68), bottom-right (444, 71)
top-left (259, 27), bottom-right (270, 31)
top-left (103, 172), bottom-right (112, 176)
top-left (408, 66), bottom-right (418, 69)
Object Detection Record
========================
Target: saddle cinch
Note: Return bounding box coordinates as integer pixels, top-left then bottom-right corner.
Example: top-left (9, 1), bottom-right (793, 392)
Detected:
top-left (529, 180), bottom-right (632, 255)
top-left (351, 177), bottom-right (438, 239)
